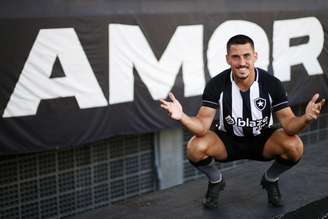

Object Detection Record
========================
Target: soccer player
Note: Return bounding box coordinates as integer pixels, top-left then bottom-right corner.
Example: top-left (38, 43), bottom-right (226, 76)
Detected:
top-left (160, 34), bottom-right (325, 208)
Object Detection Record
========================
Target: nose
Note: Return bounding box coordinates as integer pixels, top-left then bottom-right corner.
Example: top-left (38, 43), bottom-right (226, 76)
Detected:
top-left (239, 56), bottom-right (246, 66)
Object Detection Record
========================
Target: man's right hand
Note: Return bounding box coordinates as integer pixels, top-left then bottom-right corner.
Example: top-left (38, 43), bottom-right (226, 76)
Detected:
top-left (160, 92), bottom-right (183, 121)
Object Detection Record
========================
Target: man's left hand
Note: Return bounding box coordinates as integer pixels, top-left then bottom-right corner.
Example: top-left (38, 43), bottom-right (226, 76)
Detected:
top-left (305, 93), bottom-right (326, 121)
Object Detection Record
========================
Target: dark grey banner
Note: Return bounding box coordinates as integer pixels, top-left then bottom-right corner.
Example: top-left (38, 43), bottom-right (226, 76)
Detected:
top-left (0, 5), bottom-right (328, 154)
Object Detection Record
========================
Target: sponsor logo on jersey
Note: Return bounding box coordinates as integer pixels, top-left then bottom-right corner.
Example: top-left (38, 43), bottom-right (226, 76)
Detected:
top-left (225, 115), bottom-right (235, 125)
top-left (225, 115), bottom-right (269, 129)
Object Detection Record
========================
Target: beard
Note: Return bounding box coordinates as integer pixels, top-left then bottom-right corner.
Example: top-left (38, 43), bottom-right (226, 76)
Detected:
top-left (235, 66), bottom-right (249, 80)
top-left (236, 74), bottom-right (249, 80)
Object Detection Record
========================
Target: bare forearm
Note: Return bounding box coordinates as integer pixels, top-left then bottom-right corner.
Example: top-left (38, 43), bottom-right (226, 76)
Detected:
top-left (283, 114), bottom-right (311, 136)
top-left (179, 113), bottom-right (209, 137)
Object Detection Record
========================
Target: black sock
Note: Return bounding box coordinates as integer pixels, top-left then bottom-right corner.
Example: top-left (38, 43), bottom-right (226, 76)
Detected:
top-left (265, 157), bottom-right (300, 182)
top-left (190, 157), bottom-right (222, 183)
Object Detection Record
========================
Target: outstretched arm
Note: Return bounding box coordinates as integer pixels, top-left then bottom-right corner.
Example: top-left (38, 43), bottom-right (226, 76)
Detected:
top-left (160, 92), bottom-right (216, 137)
top-left (276, 93), bottom-right (326, 135)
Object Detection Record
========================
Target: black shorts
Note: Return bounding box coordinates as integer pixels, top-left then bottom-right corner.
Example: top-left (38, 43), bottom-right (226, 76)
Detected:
top-left (215, 128), bottom-right (277, 162)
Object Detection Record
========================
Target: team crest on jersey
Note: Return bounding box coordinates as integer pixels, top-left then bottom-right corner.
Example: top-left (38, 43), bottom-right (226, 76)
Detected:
top-left (254, 97), bottom-right (266, 111)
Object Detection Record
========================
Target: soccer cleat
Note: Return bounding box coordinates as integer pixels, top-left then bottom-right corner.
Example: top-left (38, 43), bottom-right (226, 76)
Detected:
top-left (260, 175), bottom-right (284, 207)
top-left (202, 179), bottom-right (226, 209)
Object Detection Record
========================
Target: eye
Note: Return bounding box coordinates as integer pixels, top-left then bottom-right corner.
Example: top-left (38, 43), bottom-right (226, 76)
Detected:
top-left (244, 54), bottom-right (251, 59)
top-left (231, 55), bottom-right (240, 61)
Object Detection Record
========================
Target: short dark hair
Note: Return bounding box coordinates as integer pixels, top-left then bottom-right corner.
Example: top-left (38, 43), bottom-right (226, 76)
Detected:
top-left (226, 34), bottom-right (254, 53)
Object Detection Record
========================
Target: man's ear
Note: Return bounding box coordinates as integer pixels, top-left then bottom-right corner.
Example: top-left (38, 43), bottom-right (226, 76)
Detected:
top-left (254, 52), bottom-right (258, 61)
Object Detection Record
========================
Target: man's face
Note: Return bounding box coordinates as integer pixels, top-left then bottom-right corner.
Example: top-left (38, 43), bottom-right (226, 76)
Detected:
top-left (226, 43), bottom-right (257, 81)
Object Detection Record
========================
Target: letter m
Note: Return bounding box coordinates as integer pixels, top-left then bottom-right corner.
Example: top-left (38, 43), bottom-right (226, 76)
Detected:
top-left (109, 24), bottom-right (205, 104)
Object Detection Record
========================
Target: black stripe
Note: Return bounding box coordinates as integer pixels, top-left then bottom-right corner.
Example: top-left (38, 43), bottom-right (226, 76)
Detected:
top-left (240, 90), bottom-right (253, 136)
top-left (258, 72), bottom-right (272, 130)
top-left (222, 78), bottom-right (233, 134)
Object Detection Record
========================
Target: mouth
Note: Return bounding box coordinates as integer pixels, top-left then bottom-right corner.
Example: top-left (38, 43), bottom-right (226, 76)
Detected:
top-left (236, 66), bottom-right (249, 74)
top-left (237, 66), bottom-right (248, 70)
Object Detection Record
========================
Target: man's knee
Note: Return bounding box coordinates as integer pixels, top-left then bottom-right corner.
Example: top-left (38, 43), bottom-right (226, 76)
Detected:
top-left (186, 136), bottom-right (209, 162)
top-left (284, 136), bottom-right (304, 161)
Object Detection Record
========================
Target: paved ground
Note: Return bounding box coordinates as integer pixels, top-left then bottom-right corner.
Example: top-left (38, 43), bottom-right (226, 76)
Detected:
top-left (73, 140), bottom-right (328, 219)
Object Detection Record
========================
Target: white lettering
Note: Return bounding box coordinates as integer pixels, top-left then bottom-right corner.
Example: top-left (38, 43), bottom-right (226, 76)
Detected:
top-left (3, 17), bottom-right (326, 118)
top-left (235, 116), bottom-right (269, 128)
top-left (109, 24), bottom-right (205, 104)
top-left (273, 17), bottom-right (324, 81)
top-left (3, 28), bottom-right (107, 117)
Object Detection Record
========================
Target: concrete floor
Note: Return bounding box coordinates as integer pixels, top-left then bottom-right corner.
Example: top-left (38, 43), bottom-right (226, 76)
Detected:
top-left (73, 140), bottom-right (328, 219)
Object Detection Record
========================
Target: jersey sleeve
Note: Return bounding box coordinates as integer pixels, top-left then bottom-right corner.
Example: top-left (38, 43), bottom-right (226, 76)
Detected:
top-left (202, 79), bottom-right (221, 109)
top-left (269, 77), bottom-right (289, 112)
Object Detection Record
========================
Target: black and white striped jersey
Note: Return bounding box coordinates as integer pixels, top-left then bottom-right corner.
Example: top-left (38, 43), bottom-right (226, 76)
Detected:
top-left (202, 68), bottom-right (289, 137)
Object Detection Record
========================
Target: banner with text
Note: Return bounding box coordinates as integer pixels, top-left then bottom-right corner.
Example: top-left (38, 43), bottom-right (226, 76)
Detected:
top-left (1, 8), bottom-right (328, 154)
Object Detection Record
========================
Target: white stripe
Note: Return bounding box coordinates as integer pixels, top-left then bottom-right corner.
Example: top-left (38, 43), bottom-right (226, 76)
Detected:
top-left (219, 92), bottom-right (226, 132)
top-left (202, 100), bottom-right (219, 105)
top-left (269, 95), bottom-right (273, 127)
top-left (272, 101), bottom-right (288, 109)
top-left (231, 74), bottom-right (243, 136)
top-left (250, 80), bottom-right (261, 135)
top-left (269, 114), bottom-right (273, 127)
